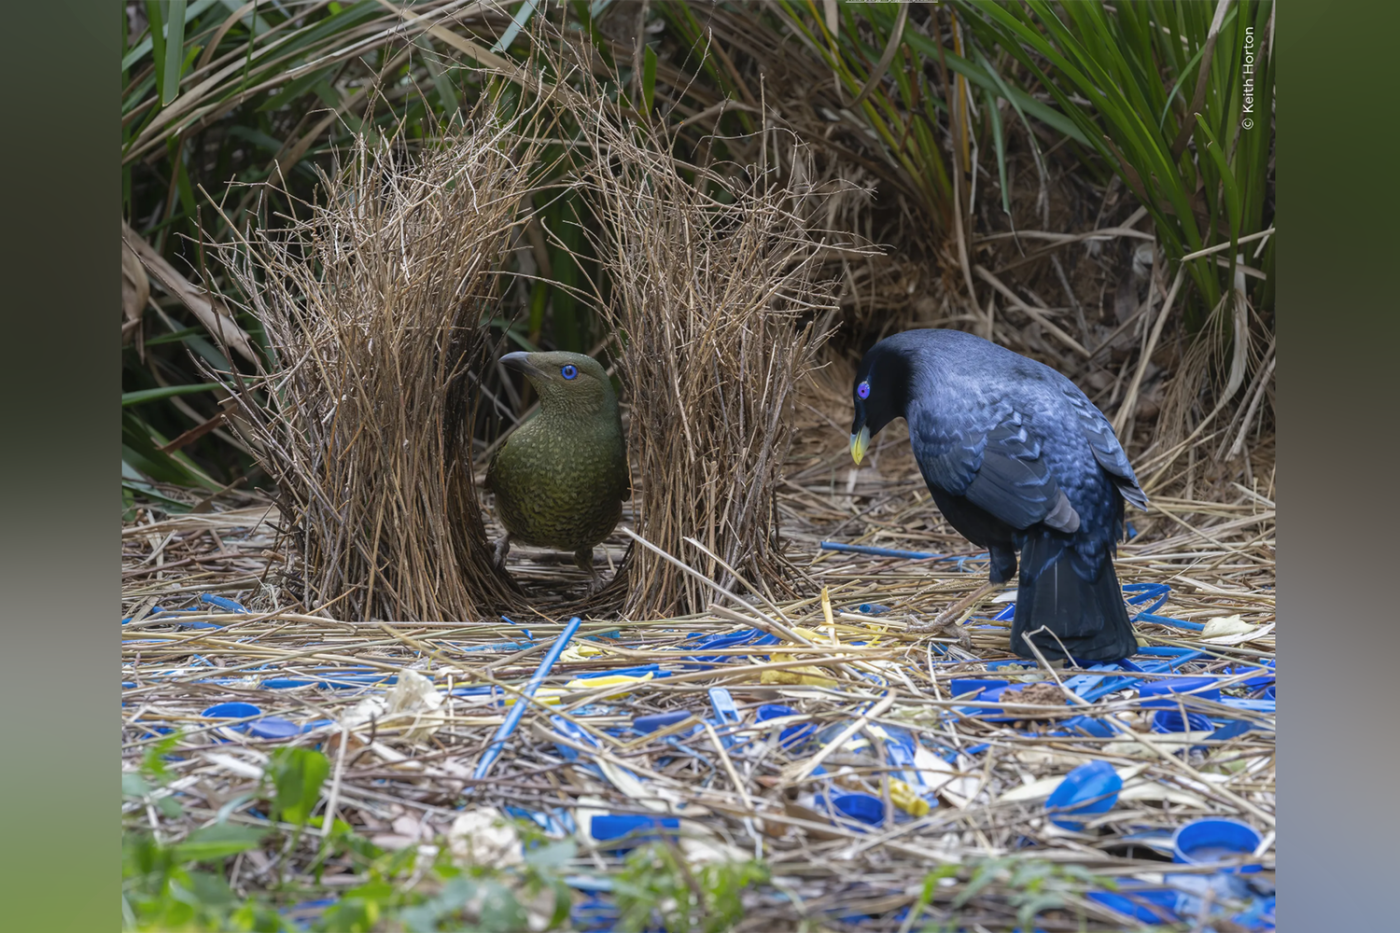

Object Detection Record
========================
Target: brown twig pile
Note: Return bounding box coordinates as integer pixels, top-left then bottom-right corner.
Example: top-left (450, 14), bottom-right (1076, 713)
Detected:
top-left (564, 80), bottom-right (861, 618)
top-left (213, 100), bottom-right (548, 622)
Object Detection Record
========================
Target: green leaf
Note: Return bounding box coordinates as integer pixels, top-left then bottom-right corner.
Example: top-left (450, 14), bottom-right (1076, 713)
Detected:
top-left (122, 382), bottom-right (222, 407)
top-left (172, 823), bottom-right (269, 863)
top-left (523, 838), bottom-right (577, 871)
top-left (123, 772), bottom-right (153, 798)
top-left (642, 45), bottom-right (657, 115)
top-left (162, 0), bottom-right (189, 106)
top-left (145, 1), bottom-right (167, 106)
top-left (1195, 112), bottom-right (1242, 243)
top-left (268, 747), bottom-right (330, 826)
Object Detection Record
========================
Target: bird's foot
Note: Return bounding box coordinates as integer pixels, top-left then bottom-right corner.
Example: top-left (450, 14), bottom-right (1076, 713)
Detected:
top-left (575, 548), bottom-right (603, 597)
top-left (493, 535), bottom-right (511, 571)
top-left (912, 580), bottom-right (1000, 633)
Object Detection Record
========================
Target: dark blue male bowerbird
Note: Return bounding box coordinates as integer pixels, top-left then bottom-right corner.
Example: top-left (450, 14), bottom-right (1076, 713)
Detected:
top-left (850, 329), bottom-right (1148, 663)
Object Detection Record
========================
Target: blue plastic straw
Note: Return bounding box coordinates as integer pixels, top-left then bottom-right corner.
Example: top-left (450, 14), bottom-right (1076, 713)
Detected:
top-left (820, 542), bottom-right (945, 560)
top-left (471, 616), bottom-right (582, 785)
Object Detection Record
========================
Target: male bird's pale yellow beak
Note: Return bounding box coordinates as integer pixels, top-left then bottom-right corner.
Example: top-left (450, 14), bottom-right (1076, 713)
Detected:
top-left (850, 426), bottom-right (870, 465)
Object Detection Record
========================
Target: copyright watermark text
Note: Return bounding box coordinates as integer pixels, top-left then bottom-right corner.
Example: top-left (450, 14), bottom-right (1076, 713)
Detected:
top-left (1241, 26), bottom-right (1256, 129)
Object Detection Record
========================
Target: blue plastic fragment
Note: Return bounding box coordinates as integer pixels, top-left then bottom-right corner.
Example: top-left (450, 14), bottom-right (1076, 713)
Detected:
top-left (300, 719), bottom-right (336, 734)
top-left (201, 702), bottom-right (261, 720)
top-left (499, 615), bottom-right (535, 642)
top-left (754, 704), bottom-right (816, 748)
top-left (857, 603), bottom-right (890, 614)
top-left (1207, 719), bottom-right (1254, 742)
top-left (1151, 710), bottom-right (1215, 734)
top-left (590, 814), bottom-right (679, 850)
top-left (632, 710), bottom-right (693, 734)
top-left (1227, 660), bottom-right (1276, 687)
top-left (992, 602), bottom-right (1016, 621)
top-left (1135, 612), bottom-right (1206, 631)
top-left (1172, 817), bottom-right (1263, 872)
top-left (1123, 582), bottom-right (1171, 616)
top-left (949, 678), bottom-right (1008, 698)
top-left (1217, 696), bottom-right (1276, 713)
top-left (1087, 888), bottom-right (1179, 924)
top-left (199, 593), bottom-right (248, 613)
top-left (816, 791), bottom-right (885, 826)
top-left (1138, 677), bottom-right (1222, 708)
top-left (247, 717), bottom-right (300, 740)
top-left (1045, 760), bottom-right (1121, 830)
top-left (1059, 715), bottom-right (1119, 738)
top-left (575, 664), bottom-right (669, 680)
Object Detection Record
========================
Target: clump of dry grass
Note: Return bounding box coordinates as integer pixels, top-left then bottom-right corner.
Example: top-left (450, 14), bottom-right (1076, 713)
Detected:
top-left (215, 101), bottom-right (547, 621)
top-left (564, 82), bottom-right (859, 617)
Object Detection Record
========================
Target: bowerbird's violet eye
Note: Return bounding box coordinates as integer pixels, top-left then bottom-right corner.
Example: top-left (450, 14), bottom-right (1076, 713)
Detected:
top-left (857, 381), bottom-right (870, 400)
top-left (561, 364), bottom-right (578, 380)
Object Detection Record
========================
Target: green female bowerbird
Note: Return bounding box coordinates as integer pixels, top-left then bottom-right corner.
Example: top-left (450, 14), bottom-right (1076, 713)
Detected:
top-left (486, 351), bottom-right (629, 594)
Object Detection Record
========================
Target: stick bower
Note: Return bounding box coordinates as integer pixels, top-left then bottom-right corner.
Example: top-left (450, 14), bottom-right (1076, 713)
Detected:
top-left (218, 105), bottom-right (545, 621)
top-left (574, 97), bottom-right (849, 618)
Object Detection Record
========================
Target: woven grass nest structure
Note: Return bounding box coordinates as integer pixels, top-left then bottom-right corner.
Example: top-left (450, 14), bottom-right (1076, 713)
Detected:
top-left (217, 80), bottom-right (851, 624)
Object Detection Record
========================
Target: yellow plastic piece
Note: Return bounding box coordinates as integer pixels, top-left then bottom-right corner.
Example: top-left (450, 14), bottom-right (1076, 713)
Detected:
top-left (760, 667), bottom-right (838, 688)
top-left (502, 687), bottom-right (565, 707)
top-left (564, 671), bottom-right (654, 699)
top-left (559, 643), bottom-right (606, 663)
top-left (889, 778), bottom-right (931, 817)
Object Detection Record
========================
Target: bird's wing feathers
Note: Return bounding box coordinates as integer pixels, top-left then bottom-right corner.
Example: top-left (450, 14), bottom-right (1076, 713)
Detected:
top-left (1061, 387), bottom-right (1149, 510)
top-left (911, 407), bottom-right (1078, 532)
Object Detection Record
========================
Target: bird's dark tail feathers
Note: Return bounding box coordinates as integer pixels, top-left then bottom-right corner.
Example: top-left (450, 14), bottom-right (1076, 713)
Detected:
top-left (1011, 533), bottom-right (1138, 663)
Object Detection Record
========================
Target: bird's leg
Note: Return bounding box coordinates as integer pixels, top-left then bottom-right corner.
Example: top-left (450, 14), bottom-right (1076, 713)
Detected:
top-left (493, 534), bottom-right (512, 571)
top-left (911, 580), bottom-right (1002, 633)
top-left (575, 547), bottom-right (602, 597)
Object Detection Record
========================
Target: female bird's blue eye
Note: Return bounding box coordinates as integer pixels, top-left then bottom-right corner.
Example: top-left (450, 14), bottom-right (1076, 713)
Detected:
top-left (561, 364), bottom-right (578, 380)
top-left (857, 381), bottom-right (870, 400)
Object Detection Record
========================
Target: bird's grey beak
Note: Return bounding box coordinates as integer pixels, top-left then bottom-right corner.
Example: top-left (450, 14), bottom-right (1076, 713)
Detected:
top-left (850, 425), bottom-right (870, 466)
top-left (500, 351), bottom-right (542, 378)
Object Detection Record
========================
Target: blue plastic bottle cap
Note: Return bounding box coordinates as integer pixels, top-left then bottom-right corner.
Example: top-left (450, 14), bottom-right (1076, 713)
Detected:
top-left (201, 702), bottom-right (262, 719)
top-left (1137, 677), bottom-right (1222, 708)
top-left (1045, 760), bottom-right (1122, 831)
top-left (1171, 818), bottom-right (1263, 872)
top-left (248, 717), bottom-right (300, 740)
top-left (825, 792), bottom-right (885, 826)
top-left (1151, 710), bottom-right (1214, 733)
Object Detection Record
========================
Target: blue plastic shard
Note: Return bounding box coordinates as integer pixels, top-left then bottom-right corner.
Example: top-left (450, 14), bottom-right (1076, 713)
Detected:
top-left (1138, 677), bottom-right (1222, 708)
top-left (199, 593), bottom-right (248, 613)
top-left (632, 710), bottom-right (693, 734)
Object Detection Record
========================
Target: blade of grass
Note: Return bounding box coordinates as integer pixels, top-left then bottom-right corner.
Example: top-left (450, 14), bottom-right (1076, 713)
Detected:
top-left (162, 0), bottom-right (190, 105)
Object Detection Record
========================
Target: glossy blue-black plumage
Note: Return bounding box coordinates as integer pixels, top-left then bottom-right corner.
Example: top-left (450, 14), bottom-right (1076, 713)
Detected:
top-left (851, 329), bottom-right (1148, 662)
